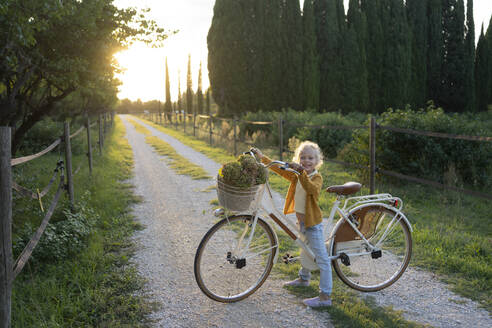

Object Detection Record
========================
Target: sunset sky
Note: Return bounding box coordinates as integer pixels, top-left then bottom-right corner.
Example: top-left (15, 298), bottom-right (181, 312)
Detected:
top-left (113, 0), bottom-right (492, 102)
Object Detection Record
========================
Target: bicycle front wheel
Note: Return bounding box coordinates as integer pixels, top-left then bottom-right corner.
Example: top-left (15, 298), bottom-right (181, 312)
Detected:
top-left (194, 215), bottom-right (277, 302)
top-left (331, 206), bottom-right (412, 292)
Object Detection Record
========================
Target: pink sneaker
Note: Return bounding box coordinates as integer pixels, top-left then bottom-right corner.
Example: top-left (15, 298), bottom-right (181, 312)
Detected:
top-left (283, 278), bottom-right (310, 287)
top-left (303, 296), bottom-right (332, 308)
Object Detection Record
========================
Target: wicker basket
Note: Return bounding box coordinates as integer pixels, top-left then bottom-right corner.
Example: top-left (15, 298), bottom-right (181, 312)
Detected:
top-left (217, 178), bottom-right (261, 211)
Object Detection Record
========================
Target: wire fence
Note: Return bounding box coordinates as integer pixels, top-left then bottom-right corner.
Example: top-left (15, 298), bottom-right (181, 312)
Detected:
top-left (0, 112), bottom-right (114, 327)
top-left (141, 111), bottom-right (491, 201)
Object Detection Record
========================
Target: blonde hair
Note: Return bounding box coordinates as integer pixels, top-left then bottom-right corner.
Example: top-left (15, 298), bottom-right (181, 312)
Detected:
top-left (292, 141), bottom-right (324, 169)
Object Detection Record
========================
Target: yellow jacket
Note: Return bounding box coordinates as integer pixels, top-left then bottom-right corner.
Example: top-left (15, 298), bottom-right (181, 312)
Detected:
top-left (262, 155), bottom-right (323, 228)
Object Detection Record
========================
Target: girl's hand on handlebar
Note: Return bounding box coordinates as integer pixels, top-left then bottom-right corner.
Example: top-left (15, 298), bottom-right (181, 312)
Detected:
top-left (288, 162), bottom-right (304, 173)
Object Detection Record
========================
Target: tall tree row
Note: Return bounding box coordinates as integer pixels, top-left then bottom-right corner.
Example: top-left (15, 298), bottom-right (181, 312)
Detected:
top-left (208, 0), bottom-right (485, 116)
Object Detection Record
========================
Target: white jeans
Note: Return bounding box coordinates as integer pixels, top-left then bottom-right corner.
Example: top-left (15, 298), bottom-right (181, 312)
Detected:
top-left (298, 222), bottom-right (332, 296)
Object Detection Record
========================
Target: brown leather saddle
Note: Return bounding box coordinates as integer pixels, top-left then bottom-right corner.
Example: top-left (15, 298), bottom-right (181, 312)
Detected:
top-left (326, 182), bottom-right (362, 195)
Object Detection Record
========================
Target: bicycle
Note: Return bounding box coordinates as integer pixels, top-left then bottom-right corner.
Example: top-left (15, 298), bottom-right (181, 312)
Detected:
top-left (194, 150), bottom-right (413, 303)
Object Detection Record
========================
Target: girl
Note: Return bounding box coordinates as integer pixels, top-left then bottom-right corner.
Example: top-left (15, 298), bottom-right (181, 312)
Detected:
top-left (252, 142), bottom-right (332, 307)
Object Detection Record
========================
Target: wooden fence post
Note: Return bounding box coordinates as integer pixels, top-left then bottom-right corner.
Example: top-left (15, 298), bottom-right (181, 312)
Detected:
top-left (0, 127), bottom-right (12, 328)
top-left (193, 113), bottom-right (196, 137)
top-left (86, 117), bottom-right (93, 175)
top-left (209, 116), bottom-right (213, 145)
top-left (278, 116), bottom-right (284, 161)
top-left (233, 117), bottom-right (237, 157)
top-left (98, 114), bottom-right (103, 154)
top-left (64, 122), bottom-right (75, 209)
top-left (370, 116), bottom-right (376, 194)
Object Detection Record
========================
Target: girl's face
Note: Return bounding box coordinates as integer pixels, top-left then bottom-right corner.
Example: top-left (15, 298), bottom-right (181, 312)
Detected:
top-left (299, 147), bottom-right (317, 174)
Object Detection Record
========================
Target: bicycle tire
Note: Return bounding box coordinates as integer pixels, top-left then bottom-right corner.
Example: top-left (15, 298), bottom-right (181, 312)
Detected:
top-left (330, 205), bottom-right (412, 292)
top-left (194, 214), bottom-right (277, 302)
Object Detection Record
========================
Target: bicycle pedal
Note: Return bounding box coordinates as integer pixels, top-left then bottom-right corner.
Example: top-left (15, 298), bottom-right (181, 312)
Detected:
top-left (371, 250), bottom-right (382, 259)
top-left (282, 253), bottom-right (295, 264)
top-left (339, 252), bottom-right (350, 266)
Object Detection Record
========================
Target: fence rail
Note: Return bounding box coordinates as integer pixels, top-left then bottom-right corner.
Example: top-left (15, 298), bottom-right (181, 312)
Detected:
top-left (142, 111), bottom-right (491, 201)
top-left (1, 113), bottom-right (114, 328)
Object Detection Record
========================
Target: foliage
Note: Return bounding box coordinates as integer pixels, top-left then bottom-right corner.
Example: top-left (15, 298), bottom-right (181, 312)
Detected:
top-left (339, 104), bottom-right (492, 189)
top-left (207, 0), bottom-right (482, 116)
top-left (219, 154), bottom-right (266, 188)
top-left (12, 117), bottom-right (153, 326)
top-left (240, 108), bottom-right (366, 158)
top-left (0, 0), bottom-right (168, 154)
top-left (13, 192), bottom-right (98, 263)
top-left (475, 16), bottom-right (492, 112)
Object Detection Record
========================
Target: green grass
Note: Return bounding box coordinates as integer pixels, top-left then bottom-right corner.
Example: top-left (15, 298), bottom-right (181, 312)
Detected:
top-left (11, 117), bottom-right (154, 327)
top-left (145, 135), bottom-right (210, 180)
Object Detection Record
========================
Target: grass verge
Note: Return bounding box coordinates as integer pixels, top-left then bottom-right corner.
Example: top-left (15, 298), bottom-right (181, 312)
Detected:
top-left (127, 117), bottom-right (211, 180)
top-left (11, 117), bottom-right (154, 327)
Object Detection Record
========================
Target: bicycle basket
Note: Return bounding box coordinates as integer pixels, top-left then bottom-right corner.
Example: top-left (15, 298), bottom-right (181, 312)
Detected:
top-left (216, 177), bottom-right (261, 212)
top-left (334, 205), bottom-right (387, 242)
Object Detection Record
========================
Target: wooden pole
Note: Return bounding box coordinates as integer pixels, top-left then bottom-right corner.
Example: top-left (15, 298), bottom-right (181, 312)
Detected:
top-left (0, 127), bottom-right (12, 328)
top-left (209, 116), bottom-right (213, 145)
top-left (86, 117), bottom-right (93, 175)
top-left (193, 113), bottom-right (196, 137)
top-left (233, 117), bottom-right (237, 157)
top-left (279, 116), bottom-right (284, 161)
top-left (183, 112), bottom-right (186, 134)
top-left (64, 122), bottom-right (75, 209)
top-left (370, 116), bottom-right (376, 194)
top-left (98, 114), bottom-right (103, 154)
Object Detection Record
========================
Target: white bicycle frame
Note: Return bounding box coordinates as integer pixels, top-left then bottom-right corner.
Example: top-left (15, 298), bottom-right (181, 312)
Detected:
top-left (232, 161), bottom-right (413, 270)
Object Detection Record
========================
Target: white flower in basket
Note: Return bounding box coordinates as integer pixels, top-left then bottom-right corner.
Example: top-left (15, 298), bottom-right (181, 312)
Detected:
top-left (217, 155), bottom-right (267, 211)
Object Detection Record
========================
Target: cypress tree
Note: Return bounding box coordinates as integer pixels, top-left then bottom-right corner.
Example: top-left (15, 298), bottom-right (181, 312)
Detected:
top-left (345, 0), bottom-right (369, 113)
top-left (261, 0), bottom-right (283, 111)
top-left (464, 0), bottom-right (475, 111)
top-left (314, 0), bottom-right (345, 112)
top-left (407, 0), bottom-right (429, 108)
top-left (361, 0), bottom-right (384, 112)
top-left (427, 0), bottom-right (444, 106)
top-left (302, 0), bottom-right (320, 111)
top-left (165, 57), bottom-right (172, 114)
top-left (186, 54), bottom-right (193, 115)
top-left (206, 88), bottom-right (211, 116)
top-left (177, 69), bottom-right (182, 112)
top-left (280, 0), bottom-right (303, 110)
top-left (475, 19), bottom-right (492, 112)
top-left (379, 0), bottom-right (411, 111)
top-left (197, 61), bottom-right (204, 114)
top-left (208, 0), bottom-right (256, 115)
top-left (487, 16), bottom-right (492, 110)
top-left (440, 0), bottom-right (466, 112)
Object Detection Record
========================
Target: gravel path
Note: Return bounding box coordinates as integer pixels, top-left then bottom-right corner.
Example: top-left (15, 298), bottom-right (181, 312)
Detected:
top-left (122, 116), bottom-right (332, 328)
top-left (121, 115), bottom-right (491, 328)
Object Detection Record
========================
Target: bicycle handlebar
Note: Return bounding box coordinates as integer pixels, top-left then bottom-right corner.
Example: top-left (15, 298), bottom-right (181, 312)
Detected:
top-left (245, 148), bottom-right (301, 175)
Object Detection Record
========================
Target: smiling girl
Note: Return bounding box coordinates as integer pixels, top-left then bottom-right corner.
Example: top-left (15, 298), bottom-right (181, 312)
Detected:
top-left (252, 141), bottom-right (332, 308)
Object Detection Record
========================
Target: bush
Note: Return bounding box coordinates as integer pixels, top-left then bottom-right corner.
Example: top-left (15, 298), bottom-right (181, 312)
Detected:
top-left (240, 108), bottom-right (366, 158)
top-left (339, 104), bottom-right (492, 190)
top-left (13, 192), bottom-right (99, 263)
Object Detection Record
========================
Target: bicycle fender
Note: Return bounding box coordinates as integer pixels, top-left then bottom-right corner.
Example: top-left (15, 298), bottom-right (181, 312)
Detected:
top-left (348, 203), bottom-right (413, 233)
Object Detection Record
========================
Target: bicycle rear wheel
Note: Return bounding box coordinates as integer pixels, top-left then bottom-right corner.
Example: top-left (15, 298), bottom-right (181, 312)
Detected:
top-left (194, 215), bottom-right (277, 302)
top-left (331, 206), bottom-right (412, 292)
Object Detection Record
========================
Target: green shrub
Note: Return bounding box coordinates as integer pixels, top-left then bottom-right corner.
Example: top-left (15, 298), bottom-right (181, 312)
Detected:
top-left (13, 192), bottom-right (98, 263)
top-left (339, 104), bottom-right (492, 190)
top-left (240, 108), bottom-right (366, 158)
